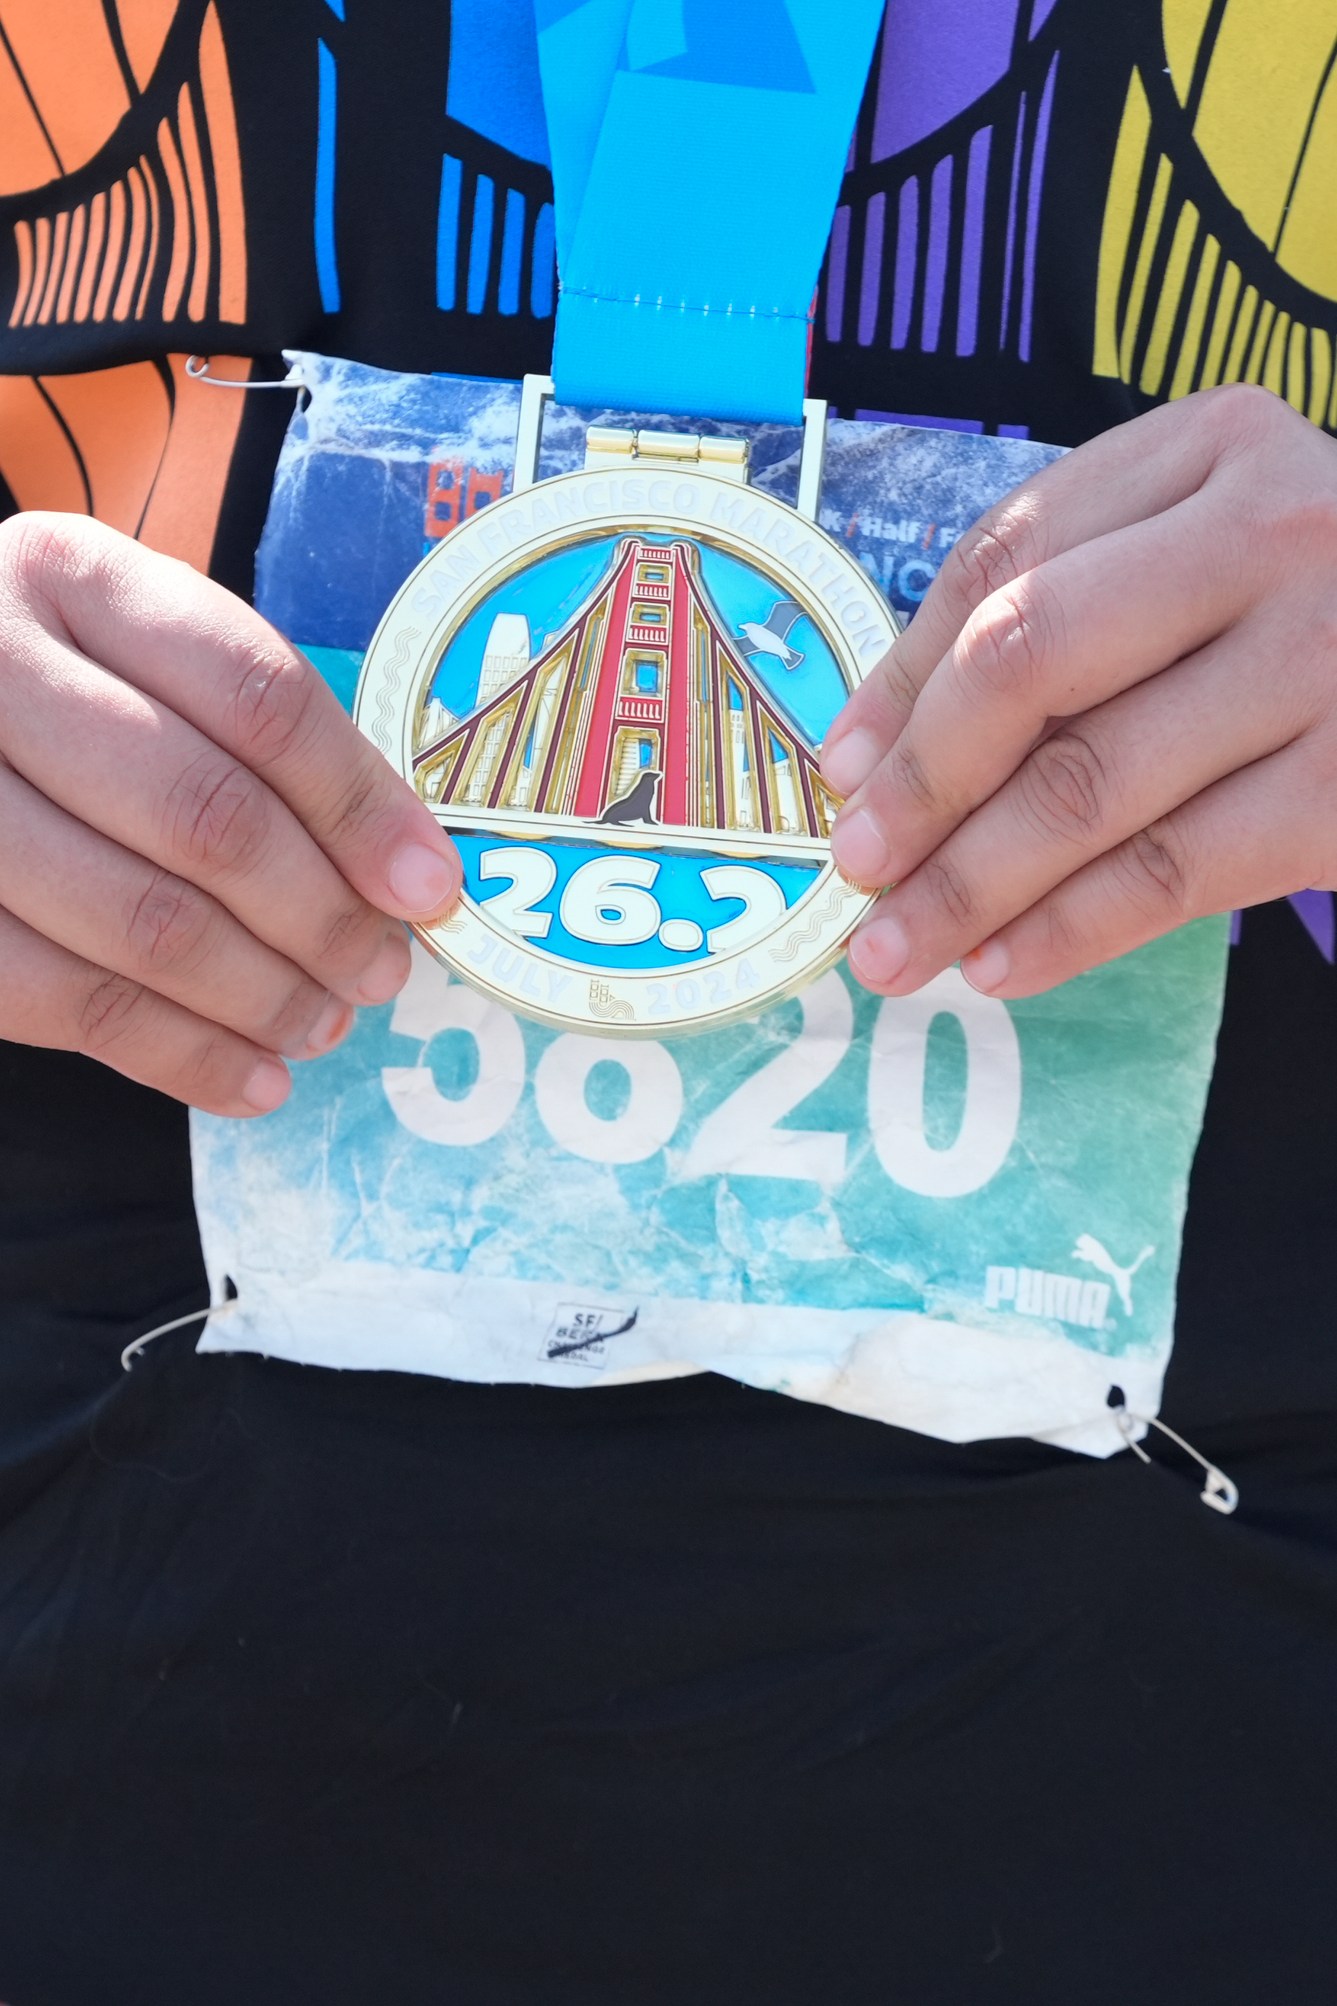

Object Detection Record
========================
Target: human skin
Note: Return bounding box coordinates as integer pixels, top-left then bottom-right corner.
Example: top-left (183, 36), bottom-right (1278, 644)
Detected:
top-left (824, 384), bottom-right (1337, 1001)
top-left (0, 514), bottom-right (460, 1117)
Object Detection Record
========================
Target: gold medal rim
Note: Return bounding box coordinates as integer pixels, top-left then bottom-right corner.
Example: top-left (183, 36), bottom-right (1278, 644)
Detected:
top-left (356, 467), bottom-right (900, 1037)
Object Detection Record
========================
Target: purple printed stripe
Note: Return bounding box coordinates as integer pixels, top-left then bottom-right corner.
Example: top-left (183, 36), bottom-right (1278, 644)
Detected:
top-left (1289, 888), bottom-right (1336, 961)
top-left (957, 124), bottom-right (991, 356)
top-left (923, 155), bottom-right (953, 352)
top-left (859, 192), bottom-right (886, 346)
top-left (999, 92), bottom-right (1027, 346)
top-left (826, 204), bottom-right (850, 343)
top-left (1030, 0), bottom-right (1059, 30)
top-left (873, 0), bottom-right (1022, 160)
top-left (1019, 52), bottom-right (1058, 362)
top-left (891, 177), bottom-right (918, 349)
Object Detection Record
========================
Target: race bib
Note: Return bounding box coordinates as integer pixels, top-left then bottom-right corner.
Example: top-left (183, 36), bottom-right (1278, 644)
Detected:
top-left (193, 354), bottom-right (1228, 1455)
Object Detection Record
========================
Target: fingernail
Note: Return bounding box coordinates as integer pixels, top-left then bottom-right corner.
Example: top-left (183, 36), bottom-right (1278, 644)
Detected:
top-left (300, 995), bottom-right (354, 1058)
top-left (241, 1055), bottom-right (290, 1114)
top-left (831, 806), bottom-right (891, 886)
top-left (962, 939), bottom-right (1010, 993)
top-left (848, 914), bottom-right (910, 989)
top-left (387, 842), bottom-right (458, 916)
top-left (357, 928), bottom-right (412, 1006)
top-left (822, 728), bottom-right (882, 798)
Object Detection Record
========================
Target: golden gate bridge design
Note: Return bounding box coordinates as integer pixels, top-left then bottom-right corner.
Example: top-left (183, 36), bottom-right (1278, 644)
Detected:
top-left (413, 537), bottom-right (841, 859)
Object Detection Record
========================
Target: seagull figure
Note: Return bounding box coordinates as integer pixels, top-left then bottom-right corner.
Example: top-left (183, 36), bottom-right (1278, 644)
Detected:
top-left (737, 598), bottom-right (807, 672)
top-left (1071, 1234), bottom-right (1155, 1318)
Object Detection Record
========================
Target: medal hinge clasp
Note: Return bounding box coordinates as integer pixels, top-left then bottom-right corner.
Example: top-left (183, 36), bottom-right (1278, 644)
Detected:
top-left (513, 374), bottom-right (828, 520)
top-left (583, 424), bottom-right (750, 481)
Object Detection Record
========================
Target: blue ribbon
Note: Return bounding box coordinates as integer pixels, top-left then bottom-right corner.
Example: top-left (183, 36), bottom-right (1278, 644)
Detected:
top-left (534, 0), bottom-right (883, 423)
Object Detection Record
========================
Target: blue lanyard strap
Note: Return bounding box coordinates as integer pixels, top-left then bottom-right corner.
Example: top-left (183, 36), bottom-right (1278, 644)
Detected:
top-left (534, 0), bottom-right (884, 424)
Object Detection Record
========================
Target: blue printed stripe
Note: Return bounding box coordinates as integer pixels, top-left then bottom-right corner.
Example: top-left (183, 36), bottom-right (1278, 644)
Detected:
top-left (499, 188), bottom-right (525, 315)
top-left (315, 40), bottom-right (341, 313)
top-left (437, 155), bottom-right (462, 310)
top-left (468, 175), bottom-right (494, 314)
top-left (530, 201), bottom-right (555, 317)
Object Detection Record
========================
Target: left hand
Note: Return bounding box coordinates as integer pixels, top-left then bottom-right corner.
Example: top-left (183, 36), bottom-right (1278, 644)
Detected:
top-left (822, 383), bottom-right (1337, 999)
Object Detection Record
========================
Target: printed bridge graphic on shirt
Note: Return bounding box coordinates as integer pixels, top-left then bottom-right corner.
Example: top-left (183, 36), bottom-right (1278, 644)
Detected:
top-left (411, 536), bottom-right (840, 862)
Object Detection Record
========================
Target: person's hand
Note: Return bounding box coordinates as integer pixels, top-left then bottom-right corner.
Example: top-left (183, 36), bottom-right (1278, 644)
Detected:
top-left (821, 384), bottom-right (1337, 1001)
top-left (0, 514), bottom-right (461, 1115)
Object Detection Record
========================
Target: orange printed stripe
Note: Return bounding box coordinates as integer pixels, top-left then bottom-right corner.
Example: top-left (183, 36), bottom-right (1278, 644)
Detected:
top-left (139, 353), bottom-right (248, 570)
top-left (22, 214), bottom-right (50, 326)
top-left (55, 202), bottom-right (86, 322)
top-left (36, 208), bottom-right (68, 322)
top-left (74, 189), bottom-right (106, 321)
top-left (176, 82), bottom-right (211, 322)
top-left (93, 178), bottom-right (125, 320)
top-left (136, 154), bottom-right (161, 318)
top-left (117, 0), bottom-right (176, 93)
top-left (0, 0), bottom-right (129, 175)
top-left (113, 165), bottom-right (147, 320)
top-left (9, 219), bottom-right (34, 327)
top-left (199, 3), bottom-right (247, 322)
top-left (0, 376), bottom-right (90, 515)
top-left (38, 362), bottom-right (173, 534)
top-left (158, 115), bottom-right (191, 321)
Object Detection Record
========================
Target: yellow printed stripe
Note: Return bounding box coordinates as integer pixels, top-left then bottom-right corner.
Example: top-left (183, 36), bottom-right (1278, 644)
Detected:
top-left (1093, 72), bottom-right (1152, 380)
top-left (1120, 154), bottom-right (1173, 382)
top-left (1142, 198), bottom-right (1199, 396)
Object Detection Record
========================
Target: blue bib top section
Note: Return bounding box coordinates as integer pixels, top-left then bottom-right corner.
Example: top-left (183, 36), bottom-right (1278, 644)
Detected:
top-left (534, 0), bottom-right (884, 423)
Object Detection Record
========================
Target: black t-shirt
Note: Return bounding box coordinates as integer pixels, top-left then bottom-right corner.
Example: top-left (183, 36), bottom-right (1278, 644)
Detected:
top-left (1, 3), bottom-right (1336, 1999)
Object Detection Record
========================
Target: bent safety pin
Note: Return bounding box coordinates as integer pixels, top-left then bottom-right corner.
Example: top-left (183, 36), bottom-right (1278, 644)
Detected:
top-left (1111, 1397), bottom-right (1239, 1515)
top-left (185, 355), bottom-right (309, 406)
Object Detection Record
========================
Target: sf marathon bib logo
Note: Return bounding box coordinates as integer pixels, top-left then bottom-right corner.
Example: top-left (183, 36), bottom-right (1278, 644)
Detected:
top-left (355, 471), bottom-right (899, 1036)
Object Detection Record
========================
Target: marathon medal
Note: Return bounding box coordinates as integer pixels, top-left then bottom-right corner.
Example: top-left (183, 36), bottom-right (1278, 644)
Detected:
top-left (356, 393), bottom-right (897, 1035)
top-left (355, 0), bottom-right (891, 1036)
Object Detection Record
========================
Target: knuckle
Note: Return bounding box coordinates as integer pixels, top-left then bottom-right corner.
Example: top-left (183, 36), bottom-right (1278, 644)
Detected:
top-left (1116, 822), bottom-right (1190, 918)
top-left (872, 643), bottom-right (921, 721)
top-left (1017, 729), bottom-right (1108, 842)
top-left (179, 1026), bottom-right (251, 1111)
top-left (124, 869), bottom-right (217, 976)
top-left (0, 512), bottom-right (96, 612)
top-left (259, 974), bottom-right (323, 1052)
top-left (228, 639), bottom-right (322, 770)
top-left (886, 737), bottom-right (939, 816)
top-left (77, 968), bottom-right (153, 1058)
top-left (947, 504), bottom-right (1042, 608)
top-left (961, 577), bottom-right (1057, 702)
top-left (322, 766), bottom-right (398, 859)
top-left (1042, 897), bottom-right (1084, 962)
top-left (1204, 380), bottom-right (1286, 444)
top-left (919, 851), bottom-right (976, 929)
top-left (316, 895), bottom-right (384, 970)
top-left (165, 753), bottom-right (271, 880)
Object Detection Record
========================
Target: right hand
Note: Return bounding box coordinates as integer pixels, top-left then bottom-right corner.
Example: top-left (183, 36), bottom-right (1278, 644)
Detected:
top-left (0, 513), bottom-right (463, 1117)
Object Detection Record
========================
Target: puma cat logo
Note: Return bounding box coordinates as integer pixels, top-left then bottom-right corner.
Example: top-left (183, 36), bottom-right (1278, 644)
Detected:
top-left (1071, 1236), bottom-right (1155, 1318)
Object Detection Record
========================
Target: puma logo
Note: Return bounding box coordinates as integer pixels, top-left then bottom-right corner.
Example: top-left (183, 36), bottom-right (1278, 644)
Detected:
top-left (1071, 1235), bottom-right (1155, 1318)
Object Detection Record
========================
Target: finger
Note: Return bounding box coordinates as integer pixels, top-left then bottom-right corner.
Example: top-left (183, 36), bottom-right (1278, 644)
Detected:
top-left (956, 745), bottom-right (1322, 999)
top-left (2, 513), bottom-right (461, 922)
top-left (0, 617), bottom-right (412, 1009)
top-left (0, 759), bottom-right (355, 1058)
top-left (830, 488), bottom-right (1255, 888)
top-left (845, 618), bottom-right (1308, 993)
top-left (0, 904), bottom-right (293, 1118)
top-left (820, 386), bottom-right (1248, 797)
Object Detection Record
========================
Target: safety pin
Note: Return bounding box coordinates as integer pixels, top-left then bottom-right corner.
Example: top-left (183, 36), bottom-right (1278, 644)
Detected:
top-left (185, 355), bottom-right (309, 406)
top-left (1111, 1397), bottom-right (1239, 1515)
top-left (121, 1296), bottom-right (239, 1372)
